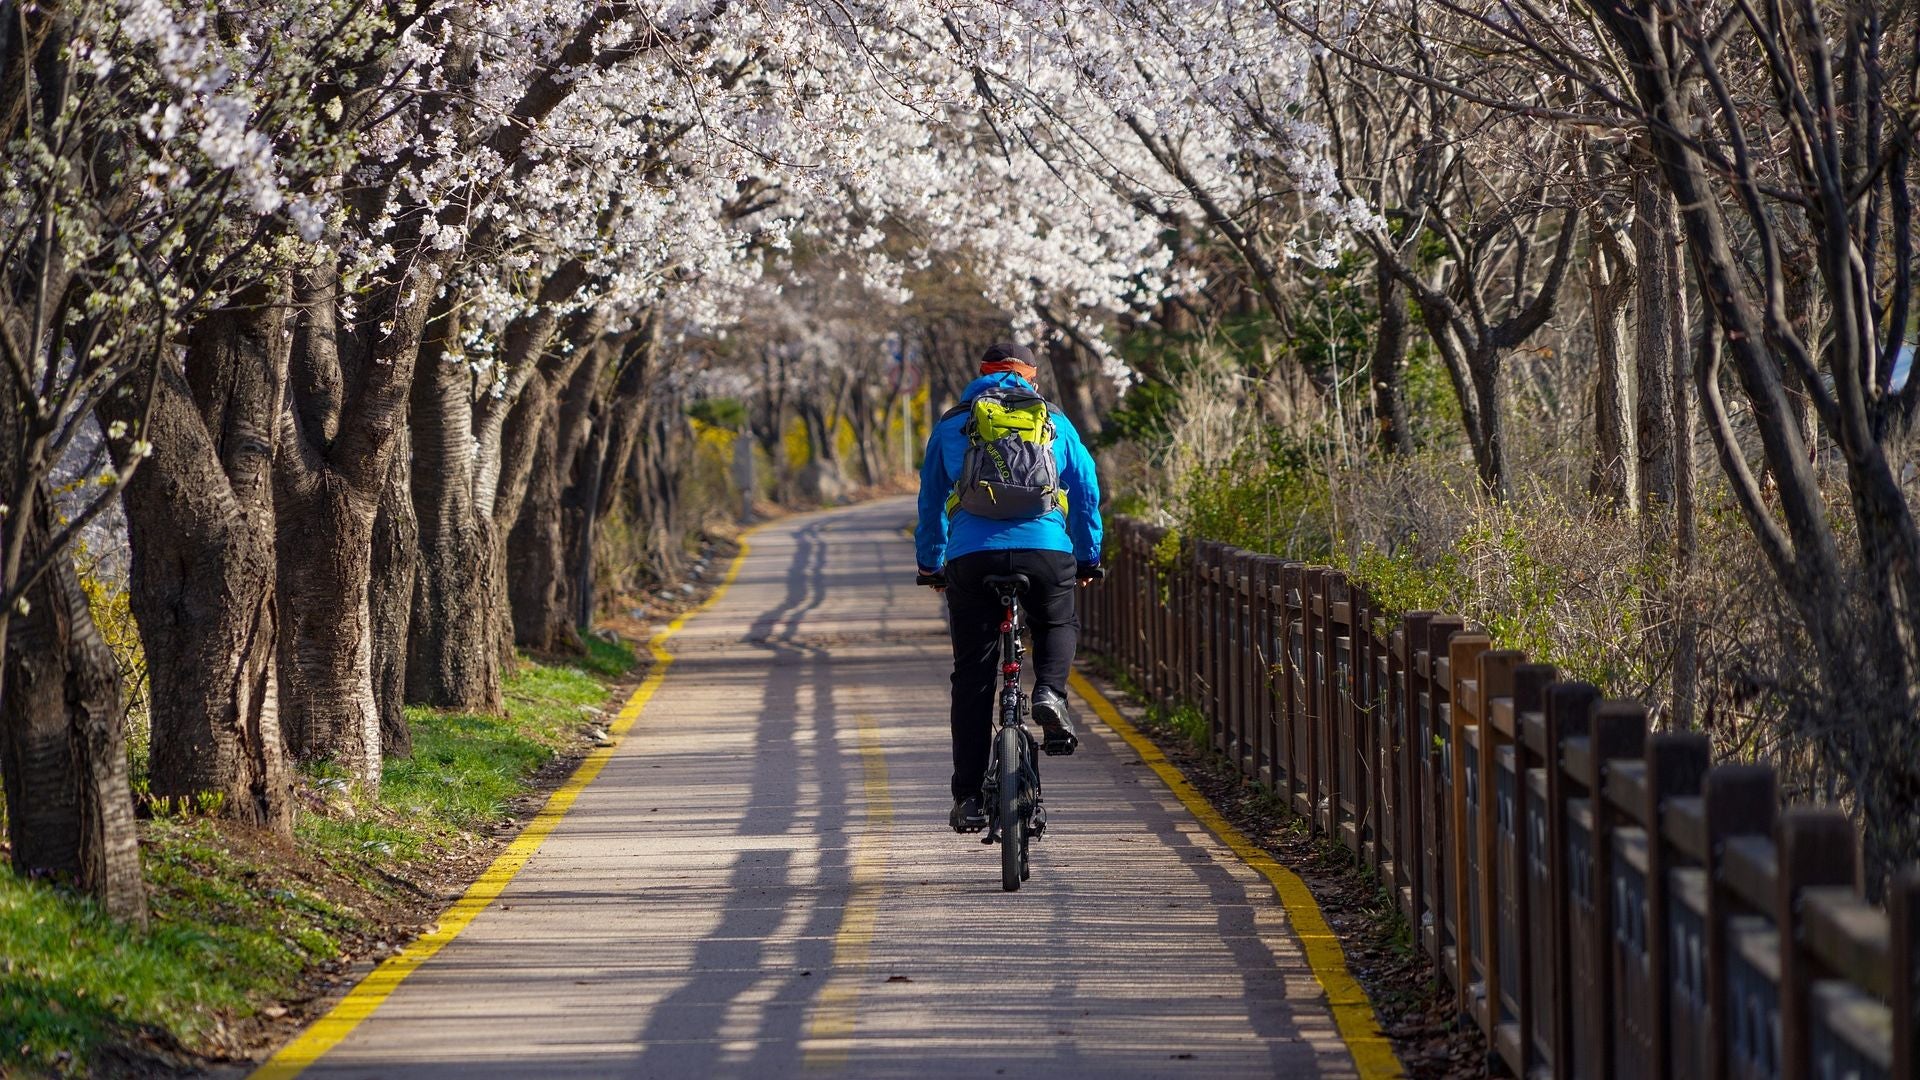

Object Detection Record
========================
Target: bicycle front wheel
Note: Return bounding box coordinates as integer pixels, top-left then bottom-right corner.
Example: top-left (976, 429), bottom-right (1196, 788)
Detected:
top-left (996, 725), bottom-right (1024, 892)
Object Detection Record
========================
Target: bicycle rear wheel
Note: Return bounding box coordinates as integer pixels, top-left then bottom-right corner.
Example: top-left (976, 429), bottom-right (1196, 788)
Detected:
top-left (996, 725), bottom-right (1024, 892)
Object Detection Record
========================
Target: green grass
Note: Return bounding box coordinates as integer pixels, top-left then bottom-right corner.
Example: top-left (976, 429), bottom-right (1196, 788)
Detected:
top-left (1159, 703), bottom-right (1211, 748)
top-left (576, 636), bottom-right (644, 680)
top-left (1, 818), bottom-right (360, 1073)
top-left (1, 642), bottom-right (635, 1075)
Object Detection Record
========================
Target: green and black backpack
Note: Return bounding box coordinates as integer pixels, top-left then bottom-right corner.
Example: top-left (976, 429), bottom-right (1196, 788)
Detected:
top-left (942, 387), bottom-right (1068, 521)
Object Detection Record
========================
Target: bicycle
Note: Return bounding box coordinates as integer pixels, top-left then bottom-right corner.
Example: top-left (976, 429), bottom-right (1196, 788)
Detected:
top-left (918, 570), bottom-right (1046, 891)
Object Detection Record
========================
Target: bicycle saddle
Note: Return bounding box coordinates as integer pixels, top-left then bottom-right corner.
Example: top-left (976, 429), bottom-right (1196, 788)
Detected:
top-left (981, 573), bottom-right (1030, 594)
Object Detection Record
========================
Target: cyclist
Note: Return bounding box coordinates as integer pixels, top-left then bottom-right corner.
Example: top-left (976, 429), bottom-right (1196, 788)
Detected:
top-left (915, 342), bottom-right (1102, 833)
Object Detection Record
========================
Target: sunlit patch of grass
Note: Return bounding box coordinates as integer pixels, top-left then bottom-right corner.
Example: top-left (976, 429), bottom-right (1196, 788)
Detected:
top-left (575, 635), bottom-right (641, 680)
top-left (2, 818), bottom-right (357, 1075)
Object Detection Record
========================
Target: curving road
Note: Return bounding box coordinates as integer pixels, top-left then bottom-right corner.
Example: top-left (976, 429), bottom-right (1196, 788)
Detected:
top-left (299, 498), bottom-right (1359, 1079)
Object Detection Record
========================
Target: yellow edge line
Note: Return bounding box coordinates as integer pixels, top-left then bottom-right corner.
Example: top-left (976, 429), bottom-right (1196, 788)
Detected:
top-left (1067, 670), bottom-right (1406, 1080)
top-left (802, 712), bottom-right (893, 1069)
top-left (251, 534), bottom-right (759, 1080)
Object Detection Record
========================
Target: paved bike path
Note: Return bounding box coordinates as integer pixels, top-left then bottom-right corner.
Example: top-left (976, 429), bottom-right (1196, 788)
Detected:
top-left (301, 498), bottom-right (1359, 1078)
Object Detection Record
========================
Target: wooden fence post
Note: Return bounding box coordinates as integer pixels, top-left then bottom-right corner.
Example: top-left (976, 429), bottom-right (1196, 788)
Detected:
top-left (1581, 701), bottom-right (1647, 1080)
top-left (1399, 613), bottom-right (1432, 950)
top-left (1543, 680), bottom-right (1600, 1080)
top-left (1510, 662), bottom-right (1557, 1076)
top-left (1222, 547), bottom-right (1241, 762)
top-left (1895, 867), bottom-right (1919, 1080)
top-left (1122, 523), bottom-right (1135, 682)
top-left (1336, 568), bottom-right (1367, 853)
top-left (1447, 630), bottom-right (1491, 1012)
top-left (1644, 732), bottom-right (1710, 1079)
top-left (1198, 541), bottom-right (1217, 749)
top-left (1423, 615), bottom-right (1465, 971)
top-left (1280, 564), bottom-right (1303, 818)
top-left (1209, 543), bottom-right (1228, 752)
top-left (1703, 765), bottom-right (1777, 1080)
top-left (1135, 525), bottom-right (1152, 697)
top-left (1273, 564), bottom-right (1293, 793)
top-left (1473, 648), bottom-right (1522, 1060)
top-left (1777, 808), bottom-right (1859, 1080)
top-left (1329, 572), bottom-right (1356, 852)
top-left (1178, 537), bottom-right (1194, 706)
top-left (1232, 550), bottom-right (1251, 776)
top-left (1302, 567), bottom-right (1327, 836)
top-left (1358, 589), bottom-right (1383, 871)
top-left (1254, 555), bottom-right (1282, 789)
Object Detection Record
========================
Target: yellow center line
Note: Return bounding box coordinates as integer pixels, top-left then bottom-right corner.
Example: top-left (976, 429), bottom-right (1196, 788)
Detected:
top-left (1067, 670), bottom-right (1407, 1080)
top-left (803, 711), bottom-right (893, 1069)
top-left (250, 534), bottom-right (758, 1080)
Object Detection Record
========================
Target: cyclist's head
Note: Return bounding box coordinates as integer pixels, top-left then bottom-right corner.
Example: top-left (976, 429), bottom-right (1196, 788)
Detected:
top-left (979, 341), bottom-right (1037, 383)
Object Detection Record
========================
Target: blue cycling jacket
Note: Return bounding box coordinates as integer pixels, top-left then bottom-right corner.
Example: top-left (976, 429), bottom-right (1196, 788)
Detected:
top-left (915, 372), bottom-right (1103, 570)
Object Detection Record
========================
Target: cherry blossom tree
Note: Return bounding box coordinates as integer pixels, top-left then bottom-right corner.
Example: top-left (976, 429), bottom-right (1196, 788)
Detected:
top-left (1, 0), bottom-right (1307, 891)
top-left (0, 0), bottom-right (355, 910)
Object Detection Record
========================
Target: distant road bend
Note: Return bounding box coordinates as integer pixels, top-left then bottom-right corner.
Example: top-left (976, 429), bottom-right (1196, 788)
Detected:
top-left (282, 497), bottom-right (1370, 1079)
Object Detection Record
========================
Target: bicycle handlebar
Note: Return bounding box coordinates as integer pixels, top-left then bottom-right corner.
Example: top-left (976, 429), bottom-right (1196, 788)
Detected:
top-left (916, 573), bottom-right (946, 588)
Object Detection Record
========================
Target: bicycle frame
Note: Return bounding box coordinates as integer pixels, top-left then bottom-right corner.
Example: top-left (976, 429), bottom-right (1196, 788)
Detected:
top-left (982, 585), bottom-right (1043, 845)
top-left (996, 593), bottom-right (1025, 730)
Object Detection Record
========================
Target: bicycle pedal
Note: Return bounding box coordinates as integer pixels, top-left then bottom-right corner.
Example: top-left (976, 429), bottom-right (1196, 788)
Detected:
top-left (1042, 734), bottom-right (1078, 756)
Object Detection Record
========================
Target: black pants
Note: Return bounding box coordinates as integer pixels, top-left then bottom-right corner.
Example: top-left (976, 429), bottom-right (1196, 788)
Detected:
top-left (943, 548), bottom-right (1079, 800)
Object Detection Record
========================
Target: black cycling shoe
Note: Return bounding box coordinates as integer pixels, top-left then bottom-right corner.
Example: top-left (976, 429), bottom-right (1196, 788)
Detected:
top-left (949, 794), bottom-right (987, 833)
top-left (1031, 685), bottom-right (1078, 756)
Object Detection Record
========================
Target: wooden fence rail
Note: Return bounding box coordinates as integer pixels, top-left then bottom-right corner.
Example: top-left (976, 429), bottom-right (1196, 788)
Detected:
top-left (1078, 516), bottom-right (1920, 1080)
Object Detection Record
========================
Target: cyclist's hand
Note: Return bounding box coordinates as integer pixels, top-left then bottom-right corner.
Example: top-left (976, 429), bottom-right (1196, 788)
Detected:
top-left (1076, 562), bottom-right (1104, 586)
top-left (916, 569), bottom-right (946, 593)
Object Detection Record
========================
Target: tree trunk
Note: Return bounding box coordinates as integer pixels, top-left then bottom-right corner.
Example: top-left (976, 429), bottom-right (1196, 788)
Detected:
top-left (1468, 350), bottom-right (1508, 498)
top-left (406, 322), bottom-right (504, 713)
top-left (1671, 288), bottom-right (1702, 732)
top-left (1588, 222), bottom-right (1637, 509)
top-left (509, 393), bottom-right (578, 654)
top-left (1044, 335), bottom-right (1105, 442)
top-left (1370, 263), bottom-right (1412, 455)
top-left (568, 405), bottom-right (610, 629)
top-left (410, 282), bottom-right (599, 703)
top-left (1671, 260), bottom-right (1697, 559)
top-left (274, 240), bottom-right (433, 786)
top-left (1634, 161), bottom-right (1678, 512)
top-left (1780, 254), bottom-right (1821, 464)
top-left (850, 384), bottom-right (880, 487)
top-left (518, 339), bottom-right (608, 650)
top-left (116, 300), bottom-right (293, 834)
top-left (572, 331), bottom-right (661, 626)
top-left (797, 398), bottom-right (850, 503)
top-left (370, 429), bottom-right (417, 756)
top-left (490, 308), bottom-right (604, 665)
top-left (1, 496), bottom-right (145, 924)
top-left (629, 405), bottom-right (691, 578)
top-left (277, 475), bottom-right (383, 784)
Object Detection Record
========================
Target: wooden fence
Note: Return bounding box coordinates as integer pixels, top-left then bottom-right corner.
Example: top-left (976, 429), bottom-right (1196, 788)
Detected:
top-left (1078, 516), bottom-right (1919, 1080)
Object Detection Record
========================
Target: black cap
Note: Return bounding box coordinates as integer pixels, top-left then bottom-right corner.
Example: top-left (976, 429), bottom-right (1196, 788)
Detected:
top-left (979, 341), bottom-right (1035, 365)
